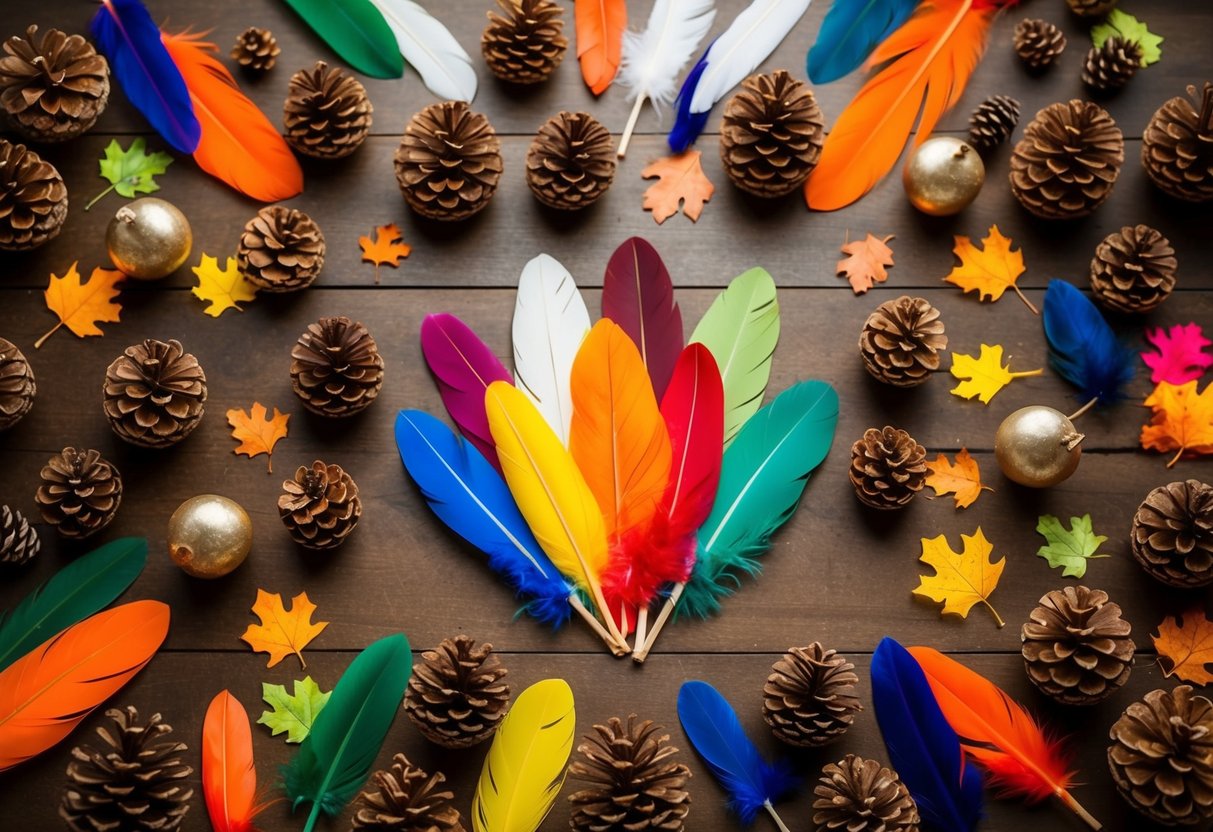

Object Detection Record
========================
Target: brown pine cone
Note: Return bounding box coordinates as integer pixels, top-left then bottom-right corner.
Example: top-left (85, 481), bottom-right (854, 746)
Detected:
top-left (231, 27), bottom-right (280, 72)
top-left (290, 316), bottom-right (385, 418)
top-left (405, 635), bottom-right (509, 749)
top-left (279, 460), bottom-right (361, 550)
top-left (720, 70), bottom-right (824, 198)
top-left (0, 25), bottom-right (109, 142)
top-left (764, 643), bottom-right (861, 748)
top-left (1089, 224), bottom-right (1176, 314)
top-left (482, 0), bottom-right (567, 85)
top-left (1013, 19), bottom-right (1066, 72)
top-left (1067, 0), bottom-right (1118, 17)
top-left (0, 137), bottom-right (67, 251)
top-left (284, 61), bottom-right (372, 159)
top-left (967, 95), bottom-right (1021, 154)
top-left (61, 707), bottom-right (192, 832)
top-left (1131, 480), bottom-right (1213, 588)
top-left (849, 426), bottom-right (928, 511)
top-left (0, 336), bottom-right (35, 431)
top-left (859, 296), bottom-right (947, 388)
top-left (1082, 37), bottom-right (1143, 92)
top-left (568, 715), bottom-right (691, 831)
top-left (526, 111), bottom-right (615, 211)
top-left (1010, 99), bottom-right (1124, 220)
top-left (1021, 586), bottom-right (1134, 706)
top-left (1108, 686), bottom-right (1213, 826)
top-left (103, 338), bottom-right (207, 448)
top-left (0, 505), bottom-right (39, 566)
top-left (396, 101), bottom-right (503, 221)
top-left (237, 205), bottom-right (325, 292)
top-left (1142, 83), bottom-right (1213, 203)
top-left (813, 755), bottom-right (920, 832)
top-left (36, 447), bottom-right (122, 539)
top-left (354, 753), bottom-right (466, 831)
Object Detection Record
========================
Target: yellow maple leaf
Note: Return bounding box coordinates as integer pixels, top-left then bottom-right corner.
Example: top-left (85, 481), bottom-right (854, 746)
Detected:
top-left (191, 253), bottom-right (257, 317)
top-left (949, 344), bottom-right (1043, 404)
top-left (925, 449), bottom-right (992, 509)
top-left (241, 589), bottom-right (328, 669)
top-left (359, 223), bottom-right (411, 284)
top-left (642, 151), bottom-right (714, 224)
top-left (1154, 608), bottom-right (1213, 685)
top-left (837, 233), bottom-right (894, 294)
top-left (35, 262), bottom-right (123, 348)
top-left (1141, 380), bottom-right (1213, 467)
top-left (943, 225), bottom-right (1037, 313)
top-left (227, 402), bottom-right (289, 473)
top-left (913, 528), bottom-right (1005, 627)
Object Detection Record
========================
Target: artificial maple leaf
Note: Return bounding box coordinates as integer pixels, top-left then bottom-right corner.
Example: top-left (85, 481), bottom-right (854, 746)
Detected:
top-left (257, 676), bottom-right (331, 743)
top-left (1143, 323), bottom-right (1213, 385)
top-left (34, 262), bottom-right (123, 349)
top-left (949, 344), bottom-right (1043, 404)
top-left (1035, 514), bottom-right (1110, 579)
top-left (227, 403), bottom-right (289, 473)
top-left (359, 223), bottom-right (411, 284)
top-left (86, 138), bottom-right (173, 211)
top-left (641, 151), bottom-right (714, 224)
top-left (925, 449), bottom-right (992, 509)
top-left (837, 232), bottom-right (894, 294)
top-left (191, 254), bottom-right (258, 317)
top-left (1140, 380), bottom-right (1213, 468)
top-left (913, 527), bottom-right (1006, 628)
top-left (241, 589), bottom-right (328, 669)
top-left (1153, 608), bottom-right (1213, 685)
top-left (943, 224), bottom-right (1037, 314)
top-left (1093, 9), bottom-right (1163, 66)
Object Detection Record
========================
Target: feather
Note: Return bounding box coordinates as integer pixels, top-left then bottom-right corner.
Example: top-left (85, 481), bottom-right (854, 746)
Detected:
top-left (601, 236), bottom-right (684, 399)
top-left (366, 0), bottom-right (478, 100)
top-left (203, 690), bottom-right (265, 832)
top-left (284, 634), bottom-right (412, 832)
top-left (90, 0), bottom-right (200, 153)
top-left (668, 0), bottom-right (813, 153)
top-left (807, 0), bottom-right (920, 83)
top-left (575, 0), bottom-right (627, 95)
top-left (472, 679), bottom-right (576, 832)
top-left (512, 254), bottom-right (591, 446)
top-left (1042, 279), bottom-right (1135, 407)
top-left (0, 600), bottom-right (170, 771)
top-left (689, 267), bottom-right (780, 447)
top-left (420, 313), bottom-right (513, 472)
top-left (161, 34), bottom-right (303, 203)
top-left (279, 0), bottom-right (404, 79)
top-left (870, 638), bottom-right (983, 832)
top-left (677, 680), bottom-right (796, 825)
top-left (0, 536), bottom-right (147, 673)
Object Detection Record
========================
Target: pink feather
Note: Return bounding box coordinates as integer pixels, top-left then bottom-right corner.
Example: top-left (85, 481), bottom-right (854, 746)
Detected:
top-left (601, 237), bottom-right (684, 399)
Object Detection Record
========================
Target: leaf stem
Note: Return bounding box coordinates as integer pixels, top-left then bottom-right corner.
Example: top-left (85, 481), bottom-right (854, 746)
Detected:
top-left (984, 600), bottom-right (1006, 629)
top-left (33, 322), bottom-right (61, 350)
top-left (1013, 285), bottom-right (1040, 315)
top-left (1009, 368), bottom-right (1044, 379)
top-left (1168, 446), bottom-right (1186, 468)
top-left (84, 184), bottom-right (116, 212)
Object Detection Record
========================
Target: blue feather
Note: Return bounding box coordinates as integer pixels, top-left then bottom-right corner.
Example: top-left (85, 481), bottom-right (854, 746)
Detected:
top-left (677, 680), bottom-right (796, 824)
top-left (807, 0), bottom-right (919, 84)
top-left (1042, 280), bottom-right (1135, 406)
top-left (90, 0), bottom-right (200, 154)
top-left (394, 410), bottom-right (573, 627)
top-left (871, 638), bottom-right (983, 832)
top-left (668, 52), bottom-right (712, 153)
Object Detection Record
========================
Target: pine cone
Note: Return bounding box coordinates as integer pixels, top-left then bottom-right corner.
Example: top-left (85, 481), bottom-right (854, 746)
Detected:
top-left (1108, 686), bottom-right (1213, 826)
top-left (279, 460), bottom-right (362, 550)
top-left (859, 296), bottom-right (947, 388)
top-left (1012, 19), bottom-right (1066, 71)
top-left (764, 644), bottom-right (862, 747)
top-left (849, 427), bottom-right (928, 511)
top-left (61, 707), bottom-right (193, 832)
top-left (284, 61), bottom-right (372, 159)
top-left (1067, 0), bottom-right (1118, 17)
top-left (231, 27), bottom-right (280, 72)
top-left (482, 0), bottom-right (567, 85)
top-left (526, 111), bottom-right (615, 211)
top-left (36, 447), bottom-right (122, 539)
top-left (568, 715), bottom-right (691, 831)
top-left (1010, 99), bottom-right (1124, 220)
top-left (290, 316), bottom-right (384, 418)
top-left (354, 753), bottom-right (466, 831)
top-left (0, 336), bottom-right (35, 431)
top-left (1021, 586), bottom-right (1134, 706)
top-left (967, 95), bottom-right (1021, 153)
top-left (0, 137), bottom-right (67, 251)
top-left (720, 70), bottom-right (824, 198)
top-left (396, 101), bottom-right (503, 221)
top-left (1142, 83), bottom-right (1213, 203)
top-left (1132, 480), bottom-right (1213, 588)
top-left (237, 205), bottom-right (325, 292)
top-left (0, 505), bottom-right (39, 566)
top-left (813, 755), bottom-right (920, 832)
top-left (405, 635), bottom-right (509, 749)
top-left (103, 339), bottom-right (207, 448)
top-left (1082, 37), bottom-right (1142, 92)
top-left (1089, 224), bottom-right (1176, 314)
top-left (0, 25), bottom-right (109, 142)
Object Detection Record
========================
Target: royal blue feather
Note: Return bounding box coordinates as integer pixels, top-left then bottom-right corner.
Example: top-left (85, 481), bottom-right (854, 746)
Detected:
top-left (90, 0), bottom-right (200, 153)
top-left (871, 638), bottom-right (983, 832)
top-left (1042, 279), bottom-right (1135, 406)
top-left (807, 0), bottom-right (919, 83)
top-left (394, 410), bottom-right (573, 627)
top-left (677, 680), bottom-right (796, 824)
top-left (668, 52), bottom-right (712, 153)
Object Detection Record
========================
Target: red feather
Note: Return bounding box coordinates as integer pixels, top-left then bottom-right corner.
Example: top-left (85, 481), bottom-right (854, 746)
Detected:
top-left (203, 690), bottom-right (265, 832)
top-left (601, 237), bottom-right (684, 400)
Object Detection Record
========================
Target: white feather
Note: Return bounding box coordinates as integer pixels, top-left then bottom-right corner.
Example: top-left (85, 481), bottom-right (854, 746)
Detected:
top-left (512, 254), bottom-right (591, 446)
top-left (619, 0), bottom-right (716, 110)
top-left (367, 0), bottom-right (478, 102)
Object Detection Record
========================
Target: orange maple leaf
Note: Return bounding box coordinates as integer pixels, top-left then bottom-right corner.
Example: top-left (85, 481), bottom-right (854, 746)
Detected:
top-left (925, 449), bottom-right (992, 509)
top-left (227, 402), bottom-right (289, 473)
top-left (359, 223), bottom-right (411, 284)
top-left (943, 225), bottom-right (1038, 314)
top-left (837, 233), bottom-right (894, 294)
top-left (1154, 608), bottom-right (1213, 685)
top-left (1141, 380), bottom-right (1213, 468)
top-left (241, 589), bottom-right (328, 669)
top-left (35, 262), bottom-right (123, 348)
top-left (641, 151), bottom-right (714, 224)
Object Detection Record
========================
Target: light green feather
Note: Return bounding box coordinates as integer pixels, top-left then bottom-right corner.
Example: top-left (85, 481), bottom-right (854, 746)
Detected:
top-left (280, 0), bottom-right (404, 78)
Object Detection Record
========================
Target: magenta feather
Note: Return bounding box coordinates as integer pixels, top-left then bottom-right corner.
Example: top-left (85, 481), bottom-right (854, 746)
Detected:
top-left (602, 237), bottom-right (684, 400)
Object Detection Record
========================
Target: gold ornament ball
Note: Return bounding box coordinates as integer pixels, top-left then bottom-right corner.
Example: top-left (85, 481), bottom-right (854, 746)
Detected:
top-left (105, 197), bottom-right (192, 280)
top-left (168, 494), bottom-right (252, 578)
top-left (994, 406), bottom-right (1085, 488)
top-left (902, 136), bottom-right (985, 216)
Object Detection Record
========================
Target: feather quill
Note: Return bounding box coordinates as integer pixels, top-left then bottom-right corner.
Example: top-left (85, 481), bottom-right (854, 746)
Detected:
top-left (366, 0), bottom-right (478, 100)
top-left (1042, 279), bottom-right (1135, 408)
top-left (575, 0), bottom-right (627, 95)
top-left (203, 690), bottom-right (266, 832)
top-left (807, 0), bottom-right (919, 83)
top-left (601, 236), bottom-right (684, 399)
top-left (279, 0), bottom-right (405, 79)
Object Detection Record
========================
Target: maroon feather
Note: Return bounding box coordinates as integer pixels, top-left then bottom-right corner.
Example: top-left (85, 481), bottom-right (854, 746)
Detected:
top-left (602, 237), bottom-right (684, 399)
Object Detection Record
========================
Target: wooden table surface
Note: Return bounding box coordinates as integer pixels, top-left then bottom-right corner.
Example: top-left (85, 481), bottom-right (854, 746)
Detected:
top-left (2, 1), bottom-right (1211, 829)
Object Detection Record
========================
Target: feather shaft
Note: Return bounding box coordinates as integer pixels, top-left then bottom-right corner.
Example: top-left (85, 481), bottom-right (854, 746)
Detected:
top-left (575, 0), bottom-right (627, 95)
top-left (601, 236), bottom-right (684, 399)
top-left (366, 0), bottom-right (478, 100)
top-left (279, 0), bottom-right (404, 79)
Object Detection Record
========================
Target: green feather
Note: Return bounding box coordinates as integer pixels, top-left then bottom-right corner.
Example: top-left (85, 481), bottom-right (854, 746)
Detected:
top-left (0, 537), bottom-right (147, 672)
top-left (689, 268), bottom-right (780, 447)
top-left (681, 381), bottom-right (839, 618)
top-left (280, 0), bottom-right (404, 79)
top-left (283, 633), bottom-right (412, 832)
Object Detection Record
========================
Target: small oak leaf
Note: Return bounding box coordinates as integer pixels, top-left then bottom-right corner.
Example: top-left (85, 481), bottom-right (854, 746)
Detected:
top-left (227, 402), bottom-right (289, 473)
top-left (925, 449), bottom-right (992, 509)
top-left (949, 344), bottom-right (1043, 404)
top-left (642, 151), bottom-right (714, 224)
top-left (1092, 9), bottom-right (1163, 66)
top-left (35, 262), bottom-right (124, 349)
top-left (191, 254), bottom-right (258, 317)
top-left (359, 223), bottom-right (411, 284)
top-left (1143, 323), bottom-right (1213, 385)
top-left (1153, 608), bottom-right (1213, 685)
top-left (257, 676), bottom-right (331, 743)
top-left (913, 528), bottom-right (1006, 628)
top-left (1035, 514), bottom-right (1110, 579)
top-left (1140, 380), bottom-right (1213, 468)
top-left (943, 225), bottom-right (1037, 313)
top-left (241, 589), bottom-right (328, 669)
top-left (837, 233), bottom-right (895, 294)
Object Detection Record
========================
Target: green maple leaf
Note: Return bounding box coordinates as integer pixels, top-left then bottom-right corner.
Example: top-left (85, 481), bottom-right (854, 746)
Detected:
top-left (1092, 9), bottom-right (1163, 67)
top-left (86, 138), bottom-right (174, 211)
top-left (1036, 514), bottom-right (1110, 579)
top-left (257, 676), bottom-right (331, 743)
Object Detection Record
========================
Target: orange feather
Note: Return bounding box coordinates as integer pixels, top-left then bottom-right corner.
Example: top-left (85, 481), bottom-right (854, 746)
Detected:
top-left (575, 0), bottom-right (627, 95)
top-left (203, 690), bottom-right (265, 832)
top-left (0, 600), bottom-right (170, 771)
